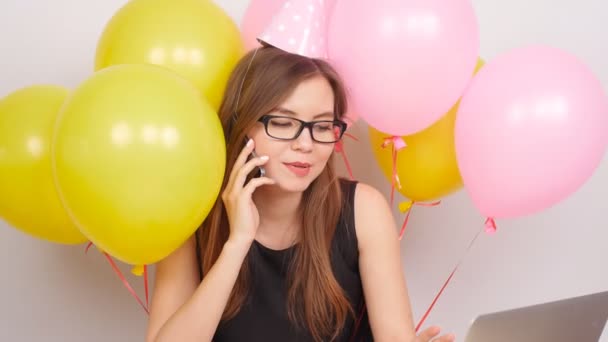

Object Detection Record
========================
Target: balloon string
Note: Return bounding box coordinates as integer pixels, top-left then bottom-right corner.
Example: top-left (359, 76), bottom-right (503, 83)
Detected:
top-left (335, 140), bottom-right (354, 180)
top-left (341, 149), bottom-right (354, 180)
top-left (344, 132), bottom-right (359, 141)
top-left (335, 133), bottom-right (359, 180)
top-left (103, 253), bottom-right (150, 315)
top-left (381, 136), bottom-right (406, 206)
top-left (398, 201), bottom-right (441, 240)
top-left (143, 265), bottom-right (150, 309)
top-left (399, 206), bottom-right (414, 240)
top-left (84, 242), bottom-right (149, 314)
top-left (415, 226), bottom-right (485, 332)
top-left (415, 201), bottom-right (442, 207)
top-left (415, 268), bottom-right (457, 333)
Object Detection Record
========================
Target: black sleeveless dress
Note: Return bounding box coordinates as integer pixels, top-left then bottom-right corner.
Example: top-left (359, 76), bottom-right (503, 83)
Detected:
top-left (196, 179), bottom-right (373, 341)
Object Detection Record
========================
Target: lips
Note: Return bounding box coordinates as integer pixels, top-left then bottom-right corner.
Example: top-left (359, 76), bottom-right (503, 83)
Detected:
top-left (284, 162), bottom-right (311, 177)
top-left (286, 162), bottom-right (311, 168)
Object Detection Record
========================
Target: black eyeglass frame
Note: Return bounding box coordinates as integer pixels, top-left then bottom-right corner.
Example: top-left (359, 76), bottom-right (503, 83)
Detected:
top-left (257, 115), bottom-right (348, 143)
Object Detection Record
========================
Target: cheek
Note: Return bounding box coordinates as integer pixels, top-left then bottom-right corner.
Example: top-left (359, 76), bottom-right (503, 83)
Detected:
top-left (251, 142), bottom-right (286, 172)
top-left (253, 141), bottom-right (282, 160)
top-left (316, 145), bottom-right (336, 163)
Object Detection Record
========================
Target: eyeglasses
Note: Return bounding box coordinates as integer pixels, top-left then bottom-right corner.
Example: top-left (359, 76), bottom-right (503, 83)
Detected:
top-left (258, 115), bottom-right (347, 143)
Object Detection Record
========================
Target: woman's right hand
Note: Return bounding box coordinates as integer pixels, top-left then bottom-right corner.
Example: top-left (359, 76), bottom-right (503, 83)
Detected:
top-left (221, 138), bottom-right (275, 246)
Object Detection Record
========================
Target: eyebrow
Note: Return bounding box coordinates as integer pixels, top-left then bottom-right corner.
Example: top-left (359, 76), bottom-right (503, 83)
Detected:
top-left (275, 107), bottom-right (335, 119)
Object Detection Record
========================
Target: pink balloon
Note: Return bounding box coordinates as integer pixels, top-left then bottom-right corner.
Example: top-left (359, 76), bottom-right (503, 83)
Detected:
top-left (327, 0), bottom-right (479, 136)
top-left (455, 45), bottom-right (608, 220)
top-left (240, 0), bottom-right (286, 51)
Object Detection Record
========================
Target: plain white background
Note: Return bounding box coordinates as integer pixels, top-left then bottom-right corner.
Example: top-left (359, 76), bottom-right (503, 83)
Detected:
top-left (1, 0), bottom-right (607, 341)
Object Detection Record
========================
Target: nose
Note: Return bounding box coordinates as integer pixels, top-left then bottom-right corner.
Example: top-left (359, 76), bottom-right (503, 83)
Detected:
top-left (291, 126), bottom-right (314, 152)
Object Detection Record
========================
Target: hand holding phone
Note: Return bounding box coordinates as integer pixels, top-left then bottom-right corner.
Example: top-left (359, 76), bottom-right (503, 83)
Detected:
top-left (221, 138), bottom-right (274, 244)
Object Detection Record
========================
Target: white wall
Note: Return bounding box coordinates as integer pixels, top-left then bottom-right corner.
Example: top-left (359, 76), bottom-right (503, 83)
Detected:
top-left (1, 1), bottom-right (606, 341)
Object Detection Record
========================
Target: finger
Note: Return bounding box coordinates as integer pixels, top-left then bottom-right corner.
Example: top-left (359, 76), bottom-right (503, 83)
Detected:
top-left (226, 138), bottom-right (255, 192)
top-left (242, 177), bottom-right (276, 197)
top-left (416, 326), bottom-right (441, 342)
top-left (233, 155), bottom-right (269, 191)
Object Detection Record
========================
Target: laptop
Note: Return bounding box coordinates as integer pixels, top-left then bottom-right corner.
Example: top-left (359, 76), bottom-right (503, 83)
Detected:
top-left (464, 290), bottom-right (608, 342)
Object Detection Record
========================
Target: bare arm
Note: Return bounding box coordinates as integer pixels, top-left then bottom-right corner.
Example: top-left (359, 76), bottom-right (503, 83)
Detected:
top-left (354, 183), bottom-right (454, 342)
top-left (145, 236), bottom-right (251, 342)
top-left (354, 183), bottom-right (416, 341)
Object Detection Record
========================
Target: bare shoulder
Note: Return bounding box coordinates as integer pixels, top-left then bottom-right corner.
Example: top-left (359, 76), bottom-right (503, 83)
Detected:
top-left (155, 234), bottom-right (199, 277)
top-left (353, 182), bottom-right (388, 206)
top-left (153, 233), bottom-right (199, 294)
top-left (352, 182), bottom-right (398, 250)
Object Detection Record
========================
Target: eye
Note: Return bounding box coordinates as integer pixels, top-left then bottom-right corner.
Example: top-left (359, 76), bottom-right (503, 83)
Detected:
top-left (314, 123), bottom-right (334, 132)
top-left (268, 118), bottom-right (295, 128)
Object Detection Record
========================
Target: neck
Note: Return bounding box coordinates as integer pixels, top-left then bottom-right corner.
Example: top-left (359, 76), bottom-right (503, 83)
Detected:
top-left (252, 185), bottom-right (303, 247)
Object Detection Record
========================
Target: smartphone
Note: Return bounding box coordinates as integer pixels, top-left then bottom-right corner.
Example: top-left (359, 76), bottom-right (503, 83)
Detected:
top-left (250, 149), bottom-right (266, 178)
top-left (245, 137), bottom-right (266, 178)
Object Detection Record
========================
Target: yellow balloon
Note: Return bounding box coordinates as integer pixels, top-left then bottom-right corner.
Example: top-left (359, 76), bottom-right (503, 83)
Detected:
top-left (52, 64), bottom-right (226, 265)
top-left (369, 59), bottom-right (485, 202)
top-left (0, 86), bottom-right (87, 244)
top-left (95, 0), bottom-right (244, 110)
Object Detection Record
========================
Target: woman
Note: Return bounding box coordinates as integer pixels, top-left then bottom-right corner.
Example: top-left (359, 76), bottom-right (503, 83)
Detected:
top-left (145, 45), bottom-right (454, 342)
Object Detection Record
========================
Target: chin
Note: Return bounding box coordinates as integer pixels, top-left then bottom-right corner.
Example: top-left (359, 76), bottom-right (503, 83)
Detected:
top-left (270, 171), bottom-right (320, 193)
top-left (267, 163), bottom-right (325, 193)
top-left (274, 177), bottom-right (313, 193)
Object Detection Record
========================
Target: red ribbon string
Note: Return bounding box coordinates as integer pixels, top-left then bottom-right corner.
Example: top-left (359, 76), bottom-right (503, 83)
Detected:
top-left (335, 133), bottom-right (360, 181)
top-left (335, 140), bottom-right (354, 180)
top-left (103, 253), bottom-right (149, 315)
top-left (415, 267), bottom-right (458, 333)
top-left (344, 132), bottom-right (359, 141)
top-left (400, 206), bottom-right (414, 240)
top-left (415, 226), bottom-right (487, 332)
top-left (84, 243), bottom-right (149, 315)
top-left (381, 136), bottom-right (406, 206)
top-left (143, 265), bottom-right (150, 309)
top-left (398, 201), bottom-right (441, 240)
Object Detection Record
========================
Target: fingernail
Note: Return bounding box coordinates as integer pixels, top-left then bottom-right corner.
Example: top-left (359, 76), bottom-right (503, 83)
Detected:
top-left (246, 138), bottom-right (253, 147)
top-left (260, 155), bottom-right (269, 161)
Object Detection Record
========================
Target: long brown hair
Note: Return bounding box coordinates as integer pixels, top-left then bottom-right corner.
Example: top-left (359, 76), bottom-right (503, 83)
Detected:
top-left (197, 45), bottom-right (354, 341)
